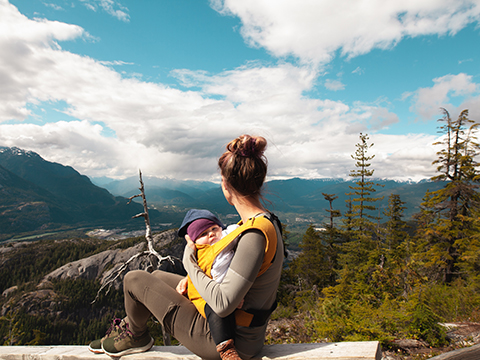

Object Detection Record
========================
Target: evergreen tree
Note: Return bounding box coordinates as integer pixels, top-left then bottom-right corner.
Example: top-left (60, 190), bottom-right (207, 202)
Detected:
top-left (333, 133), bottom-right (385, 300)
top-left (322, 193), bottom-right (341, 228)
top-left (288, 225), bottom-right (332, 289)
top-left (380, 194), bottom-right (413, 297)
top-left (414, 109), bottom-right (480, 283)
top-left (345, 133), bottom-right (384, 232)
top-left (287, 194), bottom-right (342, 290)
top-left (383, 194), bottom-right (409, 251)
top-left (321, 193), bottom-right (343, 285)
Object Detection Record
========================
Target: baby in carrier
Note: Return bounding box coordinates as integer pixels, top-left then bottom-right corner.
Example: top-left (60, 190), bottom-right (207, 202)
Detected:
top-left (177, 209), bottom-right (241, 360)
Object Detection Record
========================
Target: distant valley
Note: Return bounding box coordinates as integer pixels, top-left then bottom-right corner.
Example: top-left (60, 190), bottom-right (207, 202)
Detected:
top-left (95, 173), bottom-right (444, 227)
top-left (0, 146), bottom-right (444, 242)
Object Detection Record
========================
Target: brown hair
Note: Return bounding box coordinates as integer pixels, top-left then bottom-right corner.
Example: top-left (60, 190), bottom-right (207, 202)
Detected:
top-left (218, 135), bottom-right (268, 198)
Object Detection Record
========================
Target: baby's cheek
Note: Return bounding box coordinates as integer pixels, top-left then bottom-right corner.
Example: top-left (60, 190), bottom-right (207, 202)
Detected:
top-left (195, 236), bottom-right (208, 245)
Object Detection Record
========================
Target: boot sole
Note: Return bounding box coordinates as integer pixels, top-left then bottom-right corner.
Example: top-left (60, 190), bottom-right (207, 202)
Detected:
top-left (102, 337), bottom-right (154, 358)
top-left (88, 346), bottom-right (104, 354)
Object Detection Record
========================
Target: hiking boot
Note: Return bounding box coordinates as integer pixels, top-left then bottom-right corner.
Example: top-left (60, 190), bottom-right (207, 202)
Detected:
top-left (102, 322), bottom-right (154, 357)
top-left (88, 318), bottom-right (125, 354)
top-left (216, 339), bottom-right (241, 360)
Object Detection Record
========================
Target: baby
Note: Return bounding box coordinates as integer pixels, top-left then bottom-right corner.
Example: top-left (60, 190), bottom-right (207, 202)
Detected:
top-left (177, 209), bottom-right (241, 360)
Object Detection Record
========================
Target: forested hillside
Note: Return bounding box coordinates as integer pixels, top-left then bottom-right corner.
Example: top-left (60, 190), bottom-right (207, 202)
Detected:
top-left (277, 110), bottom-right (480, 357)
top-left (0, 147), bottom-right (173, 241)
top-left (0, 230), bottom-right (184, 346)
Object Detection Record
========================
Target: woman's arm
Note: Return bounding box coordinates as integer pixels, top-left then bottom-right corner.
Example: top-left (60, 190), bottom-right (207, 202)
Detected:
top-left (183, 230), bottom-right (265, 317)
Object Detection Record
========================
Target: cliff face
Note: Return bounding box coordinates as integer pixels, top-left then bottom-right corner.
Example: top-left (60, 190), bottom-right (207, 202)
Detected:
top-left (1, 229), bottom-right (186, 319)
top-left (39, 230), bottom-right (186, 288)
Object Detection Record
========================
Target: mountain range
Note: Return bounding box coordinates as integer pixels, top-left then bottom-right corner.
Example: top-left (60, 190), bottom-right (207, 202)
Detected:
top-left (0, 146), bottom-right (444, 242)
top-left (0, 147), bottom-right (167, 241)
top-left (96, 174), bottom-right (443, 223)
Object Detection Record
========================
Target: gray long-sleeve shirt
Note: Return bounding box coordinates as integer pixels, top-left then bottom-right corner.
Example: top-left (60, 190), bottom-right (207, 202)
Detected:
top-left (183, 214), bottom-right (284, 358)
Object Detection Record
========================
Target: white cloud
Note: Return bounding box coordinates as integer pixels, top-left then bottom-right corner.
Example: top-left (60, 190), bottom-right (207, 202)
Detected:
top-left (44, 3), bottom-right (63, 11)
top-left (79, 0), bottom-right (129, 22)
top-left (98, 60), bottom-right (134, 66)
top-left (352, 67), bottom-right (364, 75)
top-left (0, 0), bottom-right (444, 182)
top-left (410, 73), bottom-right (479, 119)
top-left (459, 58), bottom-right (473, 64)
top-left (211, 0), bottom-right (480, 65)
top-left (324, 79), bottom-right (345, 91)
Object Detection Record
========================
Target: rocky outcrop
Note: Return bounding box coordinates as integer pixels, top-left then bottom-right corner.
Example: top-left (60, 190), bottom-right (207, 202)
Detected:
top-left (39, 242), bottom-right (144, 287)
top-left (38, 229), bottom-right (186, 289)
top-left (1, 230), bottom-right (186, 318)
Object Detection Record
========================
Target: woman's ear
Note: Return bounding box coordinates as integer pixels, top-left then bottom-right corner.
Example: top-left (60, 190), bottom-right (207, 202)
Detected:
top-left (221, 177), bottom-right (234, 205)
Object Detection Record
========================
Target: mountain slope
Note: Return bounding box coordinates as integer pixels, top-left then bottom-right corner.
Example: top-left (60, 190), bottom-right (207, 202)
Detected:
top-left (0, 147), bottom-right (115, 206)
top-left (0, 146), bottom-right (448, 240)
top-left (99, 174), bottom-right (446, 221)
top-left (0, 164), bottom-right (74, 234)
top-left (0, 147), bottom-right (161, 239)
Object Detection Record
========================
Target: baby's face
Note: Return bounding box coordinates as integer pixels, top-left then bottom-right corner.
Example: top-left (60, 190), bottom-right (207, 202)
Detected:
top-left (195, 224), bottom-right (222, 245)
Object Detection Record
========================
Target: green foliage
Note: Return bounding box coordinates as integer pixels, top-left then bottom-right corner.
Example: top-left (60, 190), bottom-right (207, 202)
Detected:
top-left (309, 294), bottom-right (449, 349)
top-left (279, 114), bottom-right (480, 349)
top-left (313, 297), bottom-right (400, 346)
top-left (270, 304), bottom-right (296, 320)
top-left (0, 277), bottom-right (173, 346)
top-left (0, 238), bottom-right (104, 293)
top-left (413, 109), bottom-right (480, 283)
top-left (0, 236), bottom-right (147, 294)
top-left (346, 133), bottom-right (384, 229)
top-left (0, 277), bottom-right (125, 345)
top-left (115, 235), bottom-right (145, 249)
top-left (287, 225), bottom-right (334, 289)
top-left (407, 299), bottom-right (446, 347)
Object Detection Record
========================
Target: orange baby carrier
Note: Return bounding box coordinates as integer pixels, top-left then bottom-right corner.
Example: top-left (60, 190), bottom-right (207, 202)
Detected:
top-left (187, 214), bottom-right (280, 327)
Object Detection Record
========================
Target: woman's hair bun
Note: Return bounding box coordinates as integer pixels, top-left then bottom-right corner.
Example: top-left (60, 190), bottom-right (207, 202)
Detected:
top-left (218, 134), bottom-right (268, 198)
top-left (227, 135), bottom-right (267, 158)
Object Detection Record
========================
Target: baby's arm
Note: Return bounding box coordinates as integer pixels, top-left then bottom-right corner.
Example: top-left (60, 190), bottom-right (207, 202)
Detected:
top-left (176, 235), bottom-right (197, 296)
top-left (176, 276), bottom-right (188, 295)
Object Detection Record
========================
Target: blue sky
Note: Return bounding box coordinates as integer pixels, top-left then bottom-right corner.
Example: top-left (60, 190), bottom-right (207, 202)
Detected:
top-left (1, 0), bottom-right (480, 182)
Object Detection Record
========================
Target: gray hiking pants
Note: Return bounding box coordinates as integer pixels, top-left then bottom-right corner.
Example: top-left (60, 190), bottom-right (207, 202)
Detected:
top-left (123, 269), bottom-right (220, 360)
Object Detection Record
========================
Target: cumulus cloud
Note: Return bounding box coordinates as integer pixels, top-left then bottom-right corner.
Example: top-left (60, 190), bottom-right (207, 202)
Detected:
top-left (210, 0), bottom-right (480, 65)
top-left (410, 73), bottom-right (480, 119)
top-left (0, 0), bottom-right (449, 182)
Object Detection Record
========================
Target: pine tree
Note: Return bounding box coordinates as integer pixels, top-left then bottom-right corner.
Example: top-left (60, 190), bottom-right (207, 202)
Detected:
top-left (414, 109), bottom-right (480, 283)
top-left (334, 133), bottom-right (386, 300)
top-left (383, 194), bottom-right (409, 251)
top-left (380, 193), bottom-right (413, 297)
top-left (322, 193), bottom-right (341, 228)
top-left (346, 133), bottom-right (384, 232)
top-left (287, 194), bottom-right (343, 290)
top-left (321, 193), bottom-right (343, 285)
top-left (288, 225), bottom-right (331, 289)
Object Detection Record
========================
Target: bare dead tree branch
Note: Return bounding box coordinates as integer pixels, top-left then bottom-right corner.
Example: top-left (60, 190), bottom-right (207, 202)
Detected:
top-left (92, 169), bottom-right (175, 303)
top-left (127, 170), bottom-right (176, 267)
top-left (92, 170), bottom-right (177, 345)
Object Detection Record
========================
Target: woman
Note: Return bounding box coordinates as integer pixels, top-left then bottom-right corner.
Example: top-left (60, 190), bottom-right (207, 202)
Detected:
top-left (88, 134), bottom-right (284, 360)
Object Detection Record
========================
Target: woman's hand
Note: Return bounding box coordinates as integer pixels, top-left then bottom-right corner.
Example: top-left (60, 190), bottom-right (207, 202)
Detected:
top-left (176, 276), bottom-right (188, 296)
top-left (185, 234), bottom-right (196, 250)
